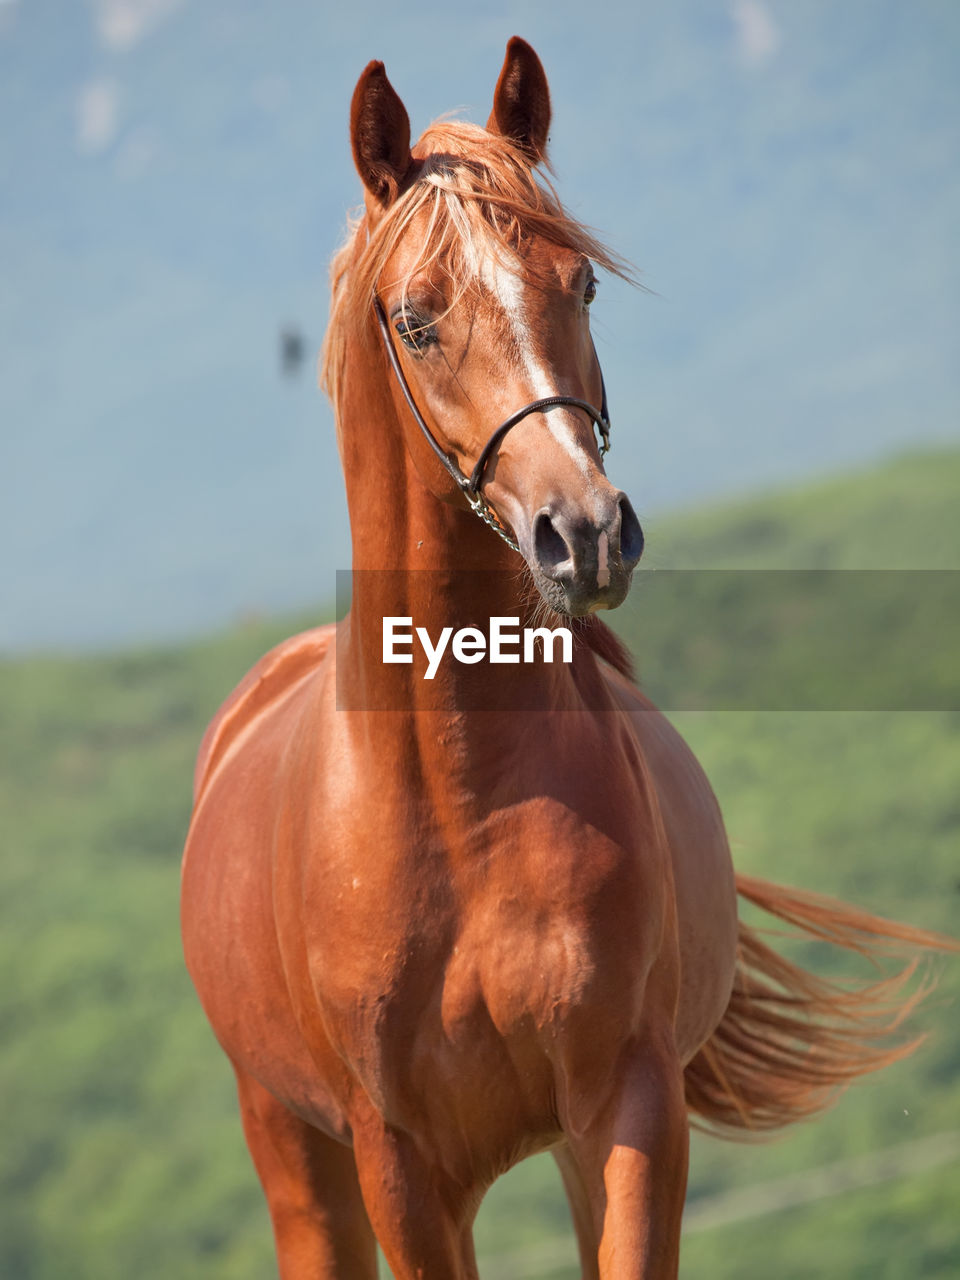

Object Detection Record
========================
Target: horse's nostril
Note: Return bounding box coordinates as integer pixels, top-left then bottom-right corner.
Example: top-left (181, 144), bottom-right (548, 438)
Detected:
top-left (618, 497), bottom-right (644, 568)
top-left (533, 510), bottom-right (571, 579)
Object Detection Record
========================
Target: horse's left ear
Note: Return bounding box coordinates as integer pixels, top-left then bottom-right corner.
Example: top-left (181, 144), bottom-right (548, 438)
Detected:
top-left (486, 36), bottom-right (551, 164)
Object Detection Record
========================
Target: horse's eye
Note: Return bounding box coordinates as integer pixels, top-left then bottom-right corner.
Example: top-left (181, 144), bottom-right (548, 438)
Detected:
top-left (395, 315), bottom-right (437, 353)
top-left (584, 276), bottom-right (598, 306)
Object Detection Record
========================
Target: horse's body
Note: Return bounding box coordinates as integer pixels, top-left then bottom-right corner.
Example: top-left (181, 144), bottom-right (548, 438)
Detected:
top-left (184, 605), bottom-right (733, 1273)
top-left (182, 40), bottom-right (948, 1278)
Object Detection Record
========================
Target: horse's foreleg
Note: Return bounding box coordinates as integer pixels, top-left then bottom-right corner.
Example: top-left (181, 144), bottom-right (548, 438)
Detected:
top-left (561, 1038), bottom-right (689, 1279)
top-left (351, 1114), bottom-right (476, 1280)
top-left (234, 1067), bottom-right (378, 1279)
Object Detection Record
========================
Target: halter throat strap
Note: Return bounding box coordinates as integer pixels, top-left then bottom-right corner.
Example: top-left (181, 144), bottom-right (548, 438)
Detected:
top-left (372, 296), bottom-right (611, 550)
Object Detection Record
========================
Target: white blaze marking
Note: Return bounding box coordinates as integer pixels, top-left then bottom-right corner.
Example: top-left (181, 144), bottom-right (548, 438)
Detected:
top-left (597, 529), bottom-right (610, 587)
top-left (481, 254), bottom-right (594, 480)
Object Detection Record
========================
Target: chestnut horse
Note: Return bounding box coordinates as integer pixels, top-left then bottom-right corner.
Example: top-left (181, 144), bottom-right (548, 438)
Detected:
top-left (182, 39), bottom-right (950, 1279)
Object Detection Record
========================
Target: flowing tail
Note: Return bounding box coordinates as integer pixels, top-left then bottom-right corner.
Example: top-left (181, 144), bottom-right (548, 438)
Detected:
top-left (684, 874), bottom-right (959, 1138)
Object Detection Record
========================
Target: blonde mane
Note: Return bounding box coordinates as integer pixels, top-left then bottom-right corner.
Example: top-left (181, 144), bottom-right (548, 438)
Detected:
top-left (320, 119), bottom-right (633, 418)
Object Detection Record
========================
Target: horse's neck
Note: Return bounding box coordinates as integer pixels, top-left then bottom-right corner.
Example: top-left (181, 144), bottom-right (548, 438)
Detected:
top-left (337, 336), bottom-right (502, 568)
top-left (334, 344), bottom-right (583, 726)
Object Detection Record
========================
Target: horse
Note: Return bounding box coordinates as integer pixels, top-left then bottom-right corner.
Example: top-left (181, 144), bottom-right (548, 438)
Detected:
top-left (181, 38), bottom-right (953, 1279)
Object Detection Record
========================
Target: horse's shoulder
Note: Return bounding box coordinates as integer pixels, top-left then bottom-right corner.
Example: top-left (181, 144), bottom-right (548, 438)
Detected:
top-left (193, 624), bottom-right (335, 803)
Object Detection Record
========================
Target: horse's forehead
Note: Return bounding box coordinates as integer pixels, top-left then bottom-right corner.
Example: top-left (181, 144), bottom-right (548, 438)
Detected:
top-left (469, 236), bottom-right (580, 293)
top-left (385, 200), bottom-right (581, 294)
top-left (459, 225), bottom-right (582, 290)
top-left (470, 247), bottom-right (544, 336)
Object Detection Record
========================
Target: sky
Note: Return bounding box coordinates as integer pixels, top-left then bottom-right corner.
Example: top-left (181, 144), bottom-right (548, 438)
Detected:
top-left (1, 0), bottom-right (958, 650)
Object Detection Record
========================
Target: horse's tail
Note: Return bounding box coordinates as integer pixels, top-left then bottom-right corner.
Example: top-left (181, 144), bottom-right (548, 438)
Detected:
top-left (684, 873), bottom-right (958, 1138)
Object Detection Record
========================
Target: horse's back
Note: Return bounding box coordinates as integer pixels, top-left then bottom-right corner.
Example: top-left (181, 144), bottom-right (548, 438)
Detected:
top-left (192, 624), bottom-right (336, 806)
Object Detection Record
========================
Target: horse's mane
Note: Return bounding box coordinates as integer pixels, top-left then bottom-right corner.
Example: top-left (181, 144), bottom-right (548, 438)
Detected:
top-left (579, 616), bottom-right (635, 681)
top-left (320, 119), bottom-right (634, 417)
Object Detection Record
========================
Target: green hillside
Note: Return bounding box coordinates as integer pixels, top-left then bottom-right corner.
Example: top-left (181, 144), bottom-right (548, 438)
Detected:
top-left (2, 449), bottom-right (958, 1278)
top-left (643, 446), bottom-right (960, 570)
top-left (615, 449), bottom-right (960, 716)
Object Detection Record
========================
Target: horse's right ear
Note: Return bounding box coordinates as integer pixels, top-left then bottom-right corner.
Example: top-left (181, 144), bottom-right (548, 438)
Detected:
top-left (350, 61), bottom-right (413, 208)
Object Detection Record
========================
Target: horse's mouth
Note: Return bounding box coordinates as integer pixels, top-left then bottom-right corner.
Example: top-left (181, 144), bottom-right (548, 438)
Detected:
top-left (527, 561), bottom-right (637, 617)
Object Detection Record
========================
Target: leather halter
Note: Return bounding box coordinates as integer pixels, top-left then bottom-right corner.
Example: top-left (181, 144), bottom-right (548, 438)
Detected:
top-left (373, 296), bottom-right (611, 552)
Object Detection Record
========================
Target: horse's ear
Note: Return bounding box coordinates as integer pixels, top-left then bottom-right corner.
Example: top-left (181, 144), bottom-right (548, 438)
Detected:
top-left (350, 61), bottom-right (413, 206)
top-left (486, 36), bottom-right (551, 164)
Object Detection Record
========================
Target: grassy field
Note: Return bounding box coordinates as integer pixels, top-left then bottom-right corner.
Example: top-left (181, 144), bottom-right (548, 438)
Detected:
top-left (2, 448), bottom-right (958, 1277)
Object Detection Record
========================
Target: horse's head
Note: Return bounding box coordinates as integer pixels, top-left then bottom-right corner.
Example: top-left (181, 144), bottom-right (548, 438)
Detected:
top-left (331, 38), bottom-right (643, 617)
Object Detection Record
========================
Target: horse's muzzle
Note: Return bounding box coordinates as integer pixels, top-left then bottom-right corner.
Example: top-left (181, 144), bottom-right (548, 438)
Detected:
top-left (524, 492), bottom-right (644, 615)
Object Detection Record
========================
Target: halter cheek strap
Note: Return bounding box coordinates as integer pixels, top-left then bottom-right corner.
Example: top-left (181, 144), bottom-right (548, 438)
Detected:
top-left (373, 297), bottom-right (611, 553)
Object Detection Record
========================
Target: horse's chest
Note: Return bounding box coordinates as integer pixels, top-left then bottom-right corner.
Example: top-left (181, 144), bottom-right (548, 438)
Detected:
top-left (296, 803), bottom-right (665, 1131)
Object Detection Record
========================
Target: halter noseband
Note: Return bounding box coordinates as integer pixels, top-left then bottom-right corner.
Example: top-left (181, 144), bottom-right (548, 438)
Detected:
top-left (373, 296), bottom-right (611, 553)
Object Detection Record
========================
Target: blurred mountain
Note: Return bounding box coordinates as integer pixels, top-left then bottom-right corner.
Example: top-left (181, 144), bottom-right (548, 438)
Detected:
top-left (1, 0), bottom-right (958, 650)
